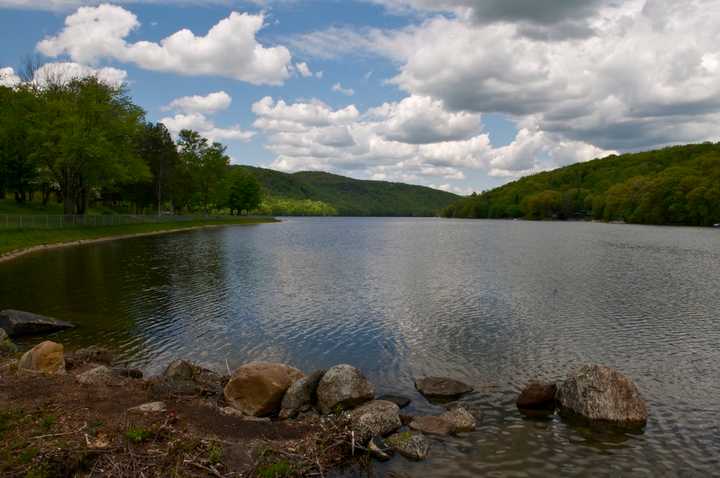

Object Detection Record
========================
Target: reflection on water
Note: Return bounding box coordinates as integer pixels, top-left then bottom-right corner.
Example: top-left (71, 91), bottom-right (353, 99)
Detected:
top-left (2, 218), bottom-right (720, 476)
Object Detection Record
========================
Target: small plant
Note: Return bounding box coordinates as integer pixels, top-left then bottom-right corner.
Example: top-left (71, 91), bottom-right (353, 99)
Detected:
top-left (18, 446), bottom-right (39, 464)
top-left (257, 460), bottom-right (292, 478)
top-left (125, 426), bottom-right (153, 444)
top-left (39, 414), bottom-right (56, 432)
top-left (207, 442), bottom-right (223, 465)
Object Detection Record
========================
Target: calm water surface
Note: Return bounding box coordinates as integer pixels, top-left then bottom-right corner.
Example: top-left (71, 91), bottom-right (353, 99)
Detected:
top-left (2, 218), bottom-right (720, 476)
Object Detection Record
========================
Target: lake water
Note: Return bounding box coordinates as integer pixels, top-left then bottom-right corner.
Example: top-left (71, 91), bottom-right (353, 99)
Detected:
top-left (2, 218), bottom-right (720, 476)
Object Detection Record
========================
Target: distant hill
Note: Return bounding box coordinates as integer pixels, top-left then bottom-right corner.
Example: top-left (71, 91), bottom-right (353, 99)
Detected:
top-left (442, 143), bottom-right (720, 227)
top-left (237, 166), bottom-right (460, 216)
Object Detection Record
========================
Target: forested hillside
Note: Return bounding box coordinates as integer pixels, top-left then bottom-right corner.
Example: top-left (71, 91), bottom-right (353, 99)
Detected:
top-left (442, 143), bottom-right (720, 227)
top-left (239, 166), bottom-right (459, 216)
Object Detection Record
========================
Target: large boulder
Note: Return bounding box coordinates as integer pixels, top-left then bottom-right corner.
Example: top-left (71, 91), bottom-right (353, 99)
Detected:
top-left (415, 376), bottom-right (473, 400)
top-left (316, 364), bottom-right (375, 414)
top-left (386, 432), bottom-right (430, 461)
top-left (556, 365), bottom-right (648, 426)
top-left (409, 416), bottom-right (453, 435)
top-left (18, 341), bottom-right (65, 374)
top-left (0, 310), bottom-right (74, 337)
top-left (151, 360), bottom-right (226, 398)
top-left (0, 328), bottom-right (17, 355)
top-left (350, 400), bottom-right (402, 443)
top-left (224, 362), bottom-right (304, 417)
top-left (279, 369), bottom-right (326, 419)
top-left (517, 382), bottom-right (557, 411)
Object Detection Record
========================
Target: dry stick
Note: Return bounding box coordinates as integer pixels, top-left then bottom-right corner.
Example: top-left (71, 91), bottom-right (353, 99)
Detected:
top-left (31, 422), bottom-right (87, 440)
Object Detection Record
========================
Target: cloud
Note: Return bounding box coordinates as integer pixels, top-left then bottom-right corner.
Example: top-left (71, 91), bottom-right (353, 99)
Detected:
top-left (0, 67), bottom-right (21, 87)
top-left (332, 82), bottom-right (355, 96)
top-left (251, 95), bottom-right (609, 186)
top-left (165, 91), bottom-right (232, 114)
top-left (160, 112), bottom-right (255, 143)
top-left (294, 62), bottom-right (312, 77)
top-left (0, 0), bottom-right (245, 11)
top-left (34, 62), bottom-right (128, 87)
top-left (37, 5), bottom-right (293, 85)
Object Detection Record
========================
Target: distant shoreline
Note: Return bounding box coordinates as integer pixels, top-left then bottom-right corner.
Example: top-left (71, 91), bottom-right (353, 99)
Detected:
top-left (0, 218), bottom-right (278, 264)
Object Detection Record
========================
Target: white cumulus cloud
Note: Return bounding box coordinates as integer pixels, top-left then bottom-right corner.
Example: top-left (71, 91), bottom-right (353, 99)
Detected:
top-left (37, 4), bottom-right (293, 85)
top-left (165, 91), bottom-right (232, 114)
top-left (332, 82), bottom-right (355, 96)
top-left (0, 67), bottom-right (21, 87)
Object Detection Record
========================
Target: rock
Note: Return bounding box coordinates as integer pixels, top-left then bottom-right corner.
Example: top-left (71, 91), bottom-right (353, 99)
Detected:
top-left (378, 395), bottom-right (411, 409)
top-left (76, 366), bottom-right (112, 385)
top-left (129, 401), bottom-right (167, 413)
top-left (316, 364), bottom-right (374, 414)
top-left (556, 364), bottom-right (648, 426)
top-left (0, 310), bottom-right (74, 337)
top-left (368, 436), bottom-right (393, 461)
top-left (409, 416), bottom-right (453, 435)
top-left (224, 362), bottom-right (305, 417)
top-left (386, 432), bottom-right (430, 461)
top-left (399, 414), bottom-right (415, 426)
top-left (350, 400), bottom-right (402, 444)
top-left (415, 377), bottom-right (473, 400)
top-left (279, 369), bottom-right (326, 419)
top-left (0, 328), bottom-right (17, 355)
top-left (112, 367), bottom-right (143, 379)
top-left (517, 382), bottom-right (557, 411)
top-left (73, 346), bottom-right (113, 365)
top-left (440, 407), bottom-right (477, 432)
top-left (164, 360), bottom-right (195, 381)
top-left (18, 341), bottom-right (65, 374)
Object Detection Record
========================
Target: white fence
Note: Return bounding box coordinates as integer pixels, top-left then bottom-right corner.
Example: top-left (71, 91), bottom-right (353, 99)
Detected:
top-left (0, 214), bottom-right (227, 229)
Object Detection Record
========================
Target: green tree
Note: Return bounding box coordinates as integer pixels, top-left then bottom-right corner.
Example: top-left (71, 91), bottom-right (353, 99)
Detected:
top-left (177, 130), bottom-right (230, 214)
top-left (227, 169), bottom-right (262, 215)
top-left (0, 85), bottom-right (39, 203)
top-left (137, 122), bottom-right (179, 214)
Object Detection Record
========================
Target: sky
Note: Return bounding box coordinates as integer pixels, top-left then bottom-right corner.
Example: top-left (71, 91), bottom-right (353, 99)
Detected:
top-left (1, 1), bottom-right (719, 195)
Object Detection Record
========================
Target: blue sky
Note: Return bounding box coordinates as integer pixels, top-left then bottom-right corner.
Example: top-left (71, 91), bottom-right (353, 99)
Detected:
top-left (1, 1), bottom-right (719, 195)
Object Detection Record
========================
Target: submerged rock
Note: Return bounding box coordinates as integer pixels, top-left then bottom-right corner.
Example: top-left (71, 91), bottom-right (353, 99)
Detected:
top-left (377, 395), bottom-right (411, 409)
top-left (279, 369), bottom-right (326, 419)
top-left (386, 431), bottom-right (430, 461)
top-left (556, 364), bottom-right (648, 426)
top-left (224, 362), bottom-right (305, 416)
top-left (18, 340), bottom-right (65, 374)
top-left (164, 360), bottom-right (195, 381)
top-left (415, 376), bottom-right (473, 400)
top-left (517, 382), bottom-right (557, 412)
top-left (0, 310), bottom-right (74, 337)
top-left (409, 416), bottom-right (453, 435)
top-left (440, 407), bottom-right (477, 432)
top-left (317, 364), bottom-right (374, 414)
top-left (350, 400), bottom-right (402, 444)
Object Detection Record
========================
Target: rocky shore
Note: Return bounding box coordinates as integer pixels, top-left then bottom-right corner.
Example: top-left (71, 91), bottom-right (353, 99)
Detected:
top-left (0, 310), bottom-right (649, 477)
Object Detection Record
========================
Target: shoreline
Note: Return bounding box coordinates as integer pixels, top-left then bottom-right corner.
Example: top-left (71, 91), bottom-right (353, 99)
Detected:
top-left (0, 218), bottom-right (278, 264)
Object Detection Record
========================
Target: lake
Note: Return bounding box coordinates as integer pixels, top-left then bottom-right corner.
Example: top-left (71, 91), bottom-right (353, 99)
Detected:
top-left (2, 218), bottom-right (720, 476)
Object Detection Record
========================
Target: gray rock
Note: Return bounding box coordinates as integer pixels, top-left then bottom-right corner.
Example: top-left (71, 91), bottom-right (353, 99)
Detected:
top-left (154, 360), bottom-right (225, 398)
top-left (368, 436), bottom-right (393, 461)
top-left (279, 369), bottom-right (326, 419)
top-left (129, 401), bottom-right (167, 413)
top-left (0, 328), bottom-right (17, 355)
top-left (0, 310), bottom-right (75, 337)
top-left (76, 366), bottom-right (113, 385)
top-left (409, 416), bottom-right (453, 435)
top-left (164, 359), bottom-right (195, 380)
top-left (440, 407), bottom-right (477, 432)
top-left (386, 432), bottom-right (430, 461)
top-left (73, 346), bottom-right (113, 365)
top-left (378, 395), bottom-right (411, 408)
top-left (415, 376), bottom-right (473, 400)
top-left (556, 364), bottom-right (648, 427)
top-left (350, 400), bottom-right (402, 444)
top-left (112, 367), bottom-right (143, 379)
top-left (317, 364), bottom-right (374, 414)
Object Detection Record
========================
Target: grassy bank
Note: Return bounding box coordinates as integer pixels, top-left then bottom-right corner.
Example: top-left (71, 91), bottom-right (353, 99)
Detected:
top-left (0, 216), bottom-right (277, 257)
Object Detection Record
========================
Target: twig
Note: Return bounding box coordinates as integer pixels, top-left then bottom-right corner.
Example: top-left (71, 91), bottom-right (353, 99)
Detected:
top-left (185, 460), bottom-right (223, 478)
top-left (225, 359), bottom-right (231, 375)
top-left (31, 423), bottom-right (87, 440)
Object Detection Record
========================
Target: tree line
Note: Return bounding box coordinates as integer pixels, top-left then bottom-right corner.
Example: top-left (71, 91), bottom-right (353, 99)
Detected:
top-left (443, 143), bottom-right (720, 227)
top-left (0, 75), bottom-right (261, 216)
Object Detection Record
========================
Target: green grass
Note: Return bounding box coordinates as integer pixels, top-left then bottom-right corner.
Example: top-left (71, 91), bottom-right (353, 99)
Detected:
top-left (0, 217), bottom-right (277, 256)
top-left (125, 426), bottom-right (153, 444)
top-left (0, 198), bottom-right (115, 216)
top-left (256, 460), bottom-right (292, 478)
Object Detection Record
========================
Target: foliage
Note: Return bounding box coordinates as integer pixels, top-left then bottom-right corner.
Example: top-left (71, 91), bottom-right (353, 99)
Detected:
top-left (125, 426), bottom-right (152, 443)
top-left (226, 168), bottom-right (262, 215)
top-left (239, 166), bottom-right (459, 216)
top-left (442, 143), bottom-right (720, 226)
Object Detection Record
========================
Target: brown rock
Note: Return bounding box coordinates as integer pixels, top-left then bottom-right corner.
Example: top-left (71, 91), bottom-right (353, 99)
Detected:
top-left (18, 341), bottom-right (65, 374)
top-left (440, 406), bottom-right (477, 432)
top-left (556, 364), bottom-right (648, 426)
top-left (223, 362), bottom-right (304, 416)
top-left (415, 376), bottom-right (473, 400)
top-left (409, 416), bottom-right (453, 435)
top-left (517, 382), bottom-right (557, 411)
top-left (72, 346), bottom-right (113, 365)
